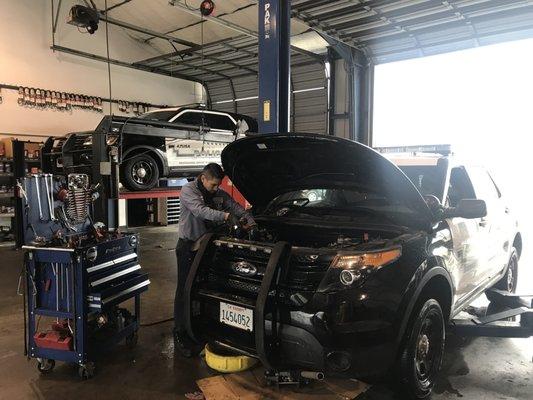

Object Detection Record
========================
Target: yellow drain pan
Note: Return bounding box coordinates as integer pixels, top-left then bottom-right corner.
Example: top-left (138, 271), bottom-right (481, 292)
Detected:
top-left (204, 343), bottom-right (258, 373)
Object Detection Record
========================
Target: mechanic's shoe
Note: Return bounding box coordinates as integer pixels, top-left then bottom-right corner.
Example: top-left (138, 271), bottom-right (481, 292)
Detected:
top-left (174, 332), bottom-right (194, 358)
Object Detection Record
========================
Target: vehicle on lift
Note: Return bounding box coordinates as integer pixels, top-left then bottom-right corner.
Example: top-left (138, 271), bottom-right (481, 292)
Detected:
top-left (43, 106), bottom-right (257, 191)
top-left (185, 137), bottom-right (522, 399)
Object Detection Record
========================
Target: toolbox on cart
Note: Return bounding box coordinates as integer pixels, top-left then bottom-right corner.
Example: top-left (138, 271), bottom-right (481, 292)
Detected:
top-left (20, 173), bottom-right (150, 379)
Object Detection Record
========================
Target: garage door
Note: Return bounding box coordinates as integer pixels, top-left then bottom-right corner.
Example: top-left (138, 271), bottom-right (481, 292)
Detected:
top-left (206, 61), bottom-right (328, 134)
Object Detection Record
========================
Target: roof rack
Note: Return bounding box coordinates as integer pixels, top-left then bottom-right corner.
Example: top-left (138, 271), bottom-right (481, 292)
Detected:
top-left (374, 144), bottom-right (452, 156)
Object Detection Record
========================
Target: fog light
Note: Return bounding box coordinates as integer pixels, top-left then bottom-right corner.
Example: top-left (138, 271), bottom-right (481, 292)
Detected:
top-left (339, 269), bottom-right (361, 286)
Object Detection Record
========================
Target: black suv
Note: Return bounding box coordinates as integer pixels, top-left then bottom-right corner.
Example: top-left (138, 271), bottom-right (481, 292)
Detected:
top-left (185, 134), bottom-right (522, 399)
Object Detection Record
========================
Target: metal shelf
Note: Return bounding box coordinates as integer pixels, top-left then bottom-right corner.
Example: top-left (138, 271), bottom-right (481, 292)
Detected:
top-left (0, 193), bottom-right (13, 199)
top-left (119, 188), bottom-right (181, 200)
top-left (0, 173), bottom-right (13, 177)
top-left (0, 213), bottom-right (14, 218)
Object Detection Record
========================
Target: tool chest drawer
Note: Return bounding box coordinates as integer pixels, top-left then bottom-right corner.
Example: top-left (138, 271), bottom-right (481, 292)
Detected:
top-left (88, 260), bottom-right (141, 289)
top-left (87, 272), bottom-right (150, 310)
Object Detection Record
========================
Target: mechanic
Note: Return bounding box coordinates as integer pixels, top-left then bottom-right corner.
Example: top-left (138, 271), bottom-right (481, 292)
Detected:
top-left (174, 163), bottom-right (255, 356)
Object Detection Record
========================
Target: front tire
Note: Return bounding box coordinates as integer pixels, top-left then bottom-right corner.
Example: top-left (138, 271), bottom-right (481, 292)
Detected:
top-left (493, 248), bottom-right (518, 293)
top-left (121, 153), bottom-right (160, 191)
top-left (397, 298), bottom-right (445, 399)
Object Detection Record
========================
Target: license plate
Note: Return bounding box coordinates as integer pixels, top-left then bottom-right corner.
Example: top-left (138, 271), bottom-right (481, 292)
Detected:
top-left (219, 302), bottom-right (253, 331)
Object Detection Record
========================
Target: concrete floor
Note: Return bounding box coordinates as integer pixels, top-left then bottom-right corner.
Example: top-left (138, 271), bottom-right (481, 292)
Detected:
top-left (0, 226), bottom-right (531, 400)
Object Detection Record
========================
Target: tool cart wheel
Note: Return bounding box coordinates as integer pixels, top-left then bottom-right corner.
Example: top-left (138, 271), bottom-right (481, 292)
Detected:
top-left (78, 362), bottom-right (96, 380)
top-left (126, 332), bottom-right (139, 348)
top-left (36, 358), bottom-right (55, 374)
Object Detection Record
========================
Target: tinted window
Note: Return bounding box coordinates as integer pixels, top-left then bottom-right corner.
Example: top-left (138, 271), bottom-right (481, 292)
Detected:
top-left (138, 110), bottom-right (177, 121)
top-left (447, 167), bottom-right (476, 207)
top-left (399, 165), bottom-right (447, 200)
top-left (468, 167), bottom-right (501, 201)
top-left (204, 113), bottom-right (235, 131)
top-left (176, 111), bottom-right (204, 126)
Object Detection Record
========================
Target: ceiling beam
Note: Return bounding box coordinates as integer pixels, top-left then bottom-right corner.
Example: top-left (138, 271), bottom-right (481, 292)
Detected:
top-left (102, 0), bottom-right (132, 13)
top-left (170, 0), bottom-right (325, 62)
top-left (98, 14), bottom-right (198, 48)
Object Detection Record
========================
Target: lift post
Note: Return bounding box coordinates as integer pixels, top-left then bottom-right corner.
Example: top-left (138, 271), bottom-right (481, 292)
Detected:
top-left (258, 0), bottom-right (291, 134)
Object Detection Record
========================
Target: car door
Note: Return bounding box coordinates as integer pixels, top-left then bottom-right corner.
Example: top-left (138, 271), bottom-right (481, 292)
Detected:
top-left (200, 111), bottom-right (237, 165)
top-left (466, 166), bottom-right (510, 283)
top-left (444, 166), bottom-right (483, 303)
top-left (166, 110), bottom-right (205, 172)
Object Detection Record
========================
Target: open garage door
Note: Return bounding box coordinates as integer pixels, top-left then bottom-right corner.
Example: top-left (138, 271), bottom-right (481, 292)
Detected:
top-left (373, 38), bottom-right (532, 292)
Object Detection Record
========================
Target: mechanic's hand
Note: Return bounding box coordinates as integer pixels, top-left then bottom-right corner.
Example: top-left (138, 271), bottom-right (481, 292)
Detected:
top-left (227, 214), bottom-right (241, 228)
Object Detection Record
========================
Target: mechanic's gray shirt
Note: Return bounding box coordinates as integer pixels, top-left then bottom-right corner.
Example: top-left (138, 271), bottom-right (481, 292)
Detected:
top-left (178, 180), bottom-right (253, 241)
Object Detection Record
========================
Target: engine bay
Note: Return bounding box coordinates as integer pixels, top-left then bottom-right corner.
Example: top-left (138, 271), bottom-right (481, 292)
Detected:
top-left (221, 216), bottom-right (399, 251)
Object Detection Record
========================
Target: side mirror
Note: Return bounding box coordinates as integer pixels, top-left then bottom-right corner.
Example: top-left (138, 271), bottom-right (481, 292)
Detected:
top-left (443, 199), bottom-right (487, 219)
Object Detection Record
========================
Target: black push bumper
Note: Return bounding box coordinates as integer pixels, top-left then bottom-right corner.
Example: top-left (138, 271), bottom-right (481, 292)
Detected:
top-left (184, 235), bottom-right (397, 377)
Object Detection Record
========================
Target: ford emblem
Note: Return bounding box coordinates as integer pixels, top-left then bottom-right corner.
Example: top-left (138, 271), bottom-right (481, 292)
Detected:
top-left (231, 261), bottom-right (257, 277)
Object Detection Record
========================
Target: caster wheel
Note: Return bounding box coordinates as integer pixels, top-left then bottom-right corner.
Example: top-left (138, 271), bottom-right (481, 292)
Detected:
top-left (78, 362), bottom-right (95, 380)
top-left (126, 332), bottom-right (138, 348)
top-left (37, 358), bottom-right (55, 374)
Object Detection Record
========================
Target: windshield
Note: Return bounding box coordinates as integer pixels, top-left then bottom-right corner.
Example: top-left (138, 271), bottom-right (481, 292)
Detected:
top-left (137, 110), bottom-right (177, 122)
top-left (398, 164), bottom-right (447, 201)
top-left (265, 188), bottom-right (418, 227)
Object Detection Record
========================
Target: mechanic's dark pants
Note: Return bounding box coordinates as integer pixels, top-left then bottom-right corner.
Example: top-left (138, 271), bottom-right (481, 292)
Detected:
top-left (174, 238), bottom-right (196, 335)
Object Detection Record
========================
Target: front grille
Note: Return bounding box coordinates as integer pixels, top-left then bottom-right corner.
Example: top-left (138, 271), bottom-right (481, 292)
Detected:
top-left (206, 239), bottom-right (333, 295)
top-left (207, 273), bottom-right (261, 294)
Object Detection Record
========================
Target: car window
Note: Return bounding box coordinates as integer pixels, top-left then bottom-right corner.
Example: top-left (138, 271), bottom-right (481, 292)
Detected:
top-left (137, 110), bottom-right (177, 121)
top-left (468, 167), bottom-right (501, 201)
top-left (399, 163), bottom-right (447, 200)
top-left (447, 167), bottom-right (476, 207)
top-left (176, 111), bottom-right (204, 126)
top-left (204, 113), bottom-right (236, 131)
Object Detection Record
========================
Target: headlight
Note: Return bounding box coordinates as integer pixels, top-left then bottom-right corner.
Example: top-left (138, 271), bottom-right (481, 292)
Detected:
top-left (318, 247), bottom-right (401, 291)
top-left (332, 248), bottom-right (402, 270)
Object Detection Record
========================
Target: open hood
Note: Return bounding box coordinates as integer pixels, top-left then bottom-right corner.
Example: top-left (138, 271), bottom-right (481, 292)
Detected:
top-left (221, 134), bottom-right (434, 230)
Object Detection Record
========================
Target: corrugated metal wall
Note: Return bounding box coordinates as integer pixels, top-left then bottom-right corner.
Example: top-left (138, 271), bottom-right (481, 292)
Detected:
top-left (291, 62), bottom-right (328, 133)
top-left (206, 61), bottom-right (328, 134)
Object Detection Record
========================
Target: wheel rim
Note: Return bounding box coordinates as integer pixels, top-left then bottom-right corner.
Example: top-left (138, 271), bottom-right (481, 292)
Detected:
top-left (131, 160), bottom-right (153, 185)
top-left (414, 310), bottom-right (444, 386)
top-left (507, 257), bottom-right (517, 292)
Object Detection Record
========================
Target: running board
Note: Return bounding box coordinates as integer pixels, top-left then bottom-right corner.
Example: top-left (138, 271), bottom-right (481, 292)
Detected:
top-left (450, 290), bottom-right (532, 338)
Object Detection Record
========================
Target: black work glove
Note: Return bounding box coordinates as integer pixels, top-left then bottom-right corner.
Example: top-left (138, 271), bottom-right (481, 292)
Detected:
top-left (227, 214), bottom-right (241, 229)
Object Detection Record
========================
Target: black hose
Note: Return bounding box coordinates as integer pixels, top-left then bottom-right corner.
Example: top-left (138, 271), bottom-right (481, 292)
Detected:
top-left (140, 317), bottom-right (173, 327)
